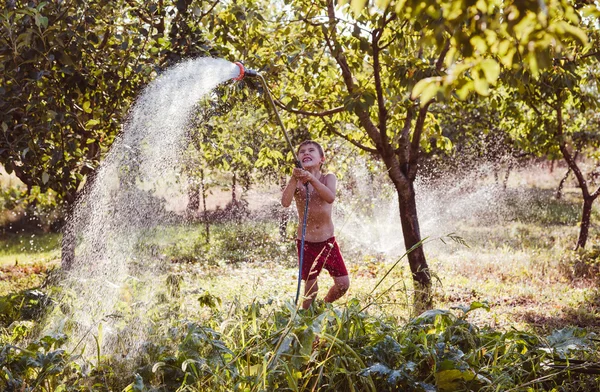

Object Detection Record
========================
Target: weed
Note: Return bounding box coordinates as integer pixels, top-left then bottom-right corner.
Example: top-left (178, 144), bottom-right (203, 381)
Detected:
top-left (2, 297), bottom-right (598, 391)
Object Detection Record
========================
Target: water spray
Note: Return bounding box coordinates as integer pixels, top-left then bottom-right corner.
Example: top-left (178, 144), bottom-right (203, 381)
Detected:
top-left (234, 62), bottom-right (309, 306)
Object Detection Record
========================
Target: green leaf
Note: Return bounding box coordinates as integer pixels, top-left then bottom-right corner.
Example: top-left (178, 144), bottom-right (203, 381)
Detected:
top-left (479, 59), bottom-right (500, 84)
top-left (557, 21), bottom-right (588, 45)
top-left (411, 77), bottom-right (440, 104)
top-left (121, 373), bottom-right (145, 392)
top-left (547, 327), bottom-right (595, 356)
top-left (34, 14), bottom-right (48, 29)
top-left (350, 0), bottom-right (368, 15)
top-left (435, 369), bottom-right (476, 391)
top-left (473, 76), bottom-right (489, 96)
top-left (152, 362), bottom-right (166, 373)
top-left (85, 119), bottom-right (99, 127)
top-left (82, 102), bottom-right (92, 114)
top-left (581, 5), bottom-right (600, 18)
top-left (42, 172), bottom-right (49, 184)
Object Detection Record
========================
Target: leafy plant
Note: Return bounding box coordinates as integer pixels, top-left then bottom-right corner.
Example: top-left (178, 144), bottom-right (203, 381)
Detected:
top-left (0, 289), bottom-right (52, 327)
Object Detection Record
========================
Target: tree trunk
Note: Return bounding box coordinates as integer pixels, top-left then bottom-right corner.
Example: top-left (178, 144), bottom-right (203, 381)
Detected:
top-left (576, 196), bottom-right (596, 250)
top-left (200, 169), bottom-right (209, 243)
top-left (555, 93), bottom-right (598, 251)
top-left (61, 171), bottom-right (96, 270)
top-left (279, 175), bottom-right (288, 240)
top-left (503, 161), bottom-right (514, 190)
top-left (232, 172), bottom-right (237, 203)
top-left (187, 182), bottom-right (200, 212)
top-left (384, 151), bottom-right (433, 313)
top-left (61, 201), bottom-right (76, 270)
top-left (395, 182), bottom-right (433, 315)
top-left (556, 168), bottom-right (571, 200)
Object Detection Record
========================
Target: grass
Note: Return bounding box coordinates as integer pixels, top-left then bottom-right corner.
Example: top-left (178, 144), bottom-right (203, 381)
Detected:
top-left (0, 182), bottom-right (599, 391)
top-left (0, 187), bottom-right (597, 331)
top-left (0, 232), bottom-right (61, 296)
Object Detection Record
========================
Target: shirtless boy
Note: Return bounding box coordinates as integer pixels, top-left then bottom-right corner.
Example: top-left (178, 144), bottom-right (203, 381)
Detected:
top-left (281, 140), bottom-right (350, 309)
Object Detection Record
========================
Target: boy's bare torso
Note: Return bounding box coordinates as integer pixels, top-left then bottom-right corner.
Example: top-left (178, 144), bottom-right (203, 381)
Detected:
top-left (294, 174), bottom-right (334, 242)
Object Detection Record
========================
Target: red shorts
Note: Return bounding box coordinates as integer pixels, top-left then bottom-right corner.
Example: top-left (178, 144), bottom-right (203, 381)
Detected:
top-left (296, 237), bottom-right (348, 281)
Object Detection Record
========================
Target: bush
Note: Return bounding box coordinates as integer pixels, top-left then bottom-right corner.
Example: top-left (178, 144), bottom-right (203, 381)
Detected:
top-left (1, 299), bottom-right (599, 391)
top-left (0, 289), bottom-right (53, 327)
top-left (559, 247), bottom-right (600, 283)
top-left (0, 185), bottom-right (63, 232)
top-left (161, 221), bottom-right (295, 265)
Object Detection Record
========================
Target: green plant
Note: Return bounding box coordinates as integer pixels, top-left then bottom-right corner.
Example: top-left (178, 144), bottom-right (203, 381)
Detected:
top-left (0, 289), bottom-right (52, 327)
top-left (559, 247), bottom-right (600, 282)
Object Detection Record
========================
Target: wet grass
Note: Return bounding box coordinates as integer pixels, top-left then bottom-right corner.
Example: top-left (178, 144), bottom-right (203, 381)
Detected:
top-left (0, 184), bottom-right (599, 390)
top-left (0, 232), bottom-right (60, 296)
top-left (0, 186), bottom-right (597, 332)
top-left (0, 232), bottom-right (61, 266)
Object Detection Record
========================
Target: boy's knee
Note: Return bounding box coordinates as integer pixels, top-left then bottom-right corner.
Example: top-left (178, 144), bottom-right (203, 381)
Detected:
top-left (336, 276), bottom-right (350, 293)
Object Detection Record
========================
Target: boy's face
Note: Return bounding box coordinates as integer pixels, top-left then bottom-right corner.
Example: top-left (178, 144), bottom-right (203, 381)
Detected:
top-left (298, 143), bottom-right (325, 169)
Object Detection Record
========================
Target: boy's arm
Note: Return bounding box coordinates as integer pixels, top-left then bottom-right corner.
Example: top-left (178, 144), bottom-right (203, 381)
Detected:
top-left (308, 173), bottom-right (336, 204)
top-left (281, 176), bottom-right (298, 207)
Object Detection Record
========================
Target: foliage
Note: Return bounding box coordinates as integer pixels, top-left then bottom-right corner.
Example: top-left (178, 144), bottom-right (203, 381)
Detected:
top-left (559, 246), bottom-right (600, 282)
top-left (0, 0), bottom-right (243, 206)
top-left (1, 296), bottom-right (599, 391)
top-left (0, 0), bottom-right (155, 204)
top-left (0, 184), bottom-right (62, 231)
top-left (0, 191), bottom-right (598, 390)
top-left (0, 289), bottom-right (52, 327)
top-left (207, 0), bottom-right (599, 306)
top-left (159, 221), bottom-right (296, 265)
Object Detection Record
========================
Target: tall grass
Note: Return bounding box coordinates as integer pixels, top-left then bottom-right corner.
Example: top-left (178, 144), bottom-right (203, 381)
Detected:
top-left (0, 184), bottom-right (599, 391)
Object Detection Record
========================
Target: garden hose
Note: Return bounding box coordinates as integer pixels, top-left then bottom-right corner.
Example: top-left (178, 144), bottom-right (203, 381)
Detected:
top-left (234, 62), bottom-right (309, 306)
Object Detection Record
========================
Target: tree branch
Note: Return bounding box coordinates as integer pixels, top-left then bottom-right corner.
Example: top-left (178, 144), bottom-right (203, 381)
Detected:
top-left (372, 14), bottom-right (390, 153)
top-left (321, 119), bottom-right (378, 154)
top-left (397, 107), bottom-right (414, 158)
top-left (124, 0), bottom-right (155, 27)
top-left (556, 90), bottom-right (589, 198)
top-left (325, 0), bottom-right (382, 152)
top-left (408, 104), bottom-right (430, 179)
top-left (273, 98), bottom-right (345, 117)
top-left (200, 0), bottom-right (220, 19)
top-left (435, 36), bottom-right (451, 72)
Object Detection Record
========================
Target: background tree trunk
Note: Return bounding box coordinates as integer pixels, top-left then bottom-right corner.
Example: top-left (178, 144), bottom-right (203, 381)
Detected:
top-left (555, 168), bottom-right (571, 200)
top-left (61, 202), bottom-right (76, 270)
top-left (200, 169), bottom-right (209, 243)
top-left (187, 182), bottom-right (200, 213)
top-left (576, 197), bottom-right (596, 250)
top-left (279, 175), bottom-right (289, 240)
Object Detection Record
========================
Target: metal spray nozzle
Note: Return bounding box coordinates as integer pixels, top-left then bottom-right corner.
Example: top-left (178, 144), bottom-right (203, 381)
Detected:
top-left (233, 62), bottom-right (259, 80)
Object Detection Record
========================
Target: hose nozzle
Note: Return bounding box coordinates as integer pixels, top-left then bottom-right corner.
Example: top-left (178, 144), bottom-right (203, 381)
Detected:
top-left (234, 62), bottom-right (259, 80)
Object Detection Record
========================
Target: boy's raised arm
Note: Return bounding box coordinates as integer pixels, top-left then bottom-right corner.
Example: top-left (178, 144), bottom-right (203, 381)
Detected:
top-left (281, 176), bottom-right (298, 207)
top-left (311, 173), bottom-right (336, 204)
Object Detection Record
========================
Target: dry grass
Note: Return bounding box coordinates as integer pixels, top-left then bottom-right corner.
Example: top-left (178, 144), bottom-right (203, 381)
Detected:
top-left (1, 161), bottom-right (598, 334)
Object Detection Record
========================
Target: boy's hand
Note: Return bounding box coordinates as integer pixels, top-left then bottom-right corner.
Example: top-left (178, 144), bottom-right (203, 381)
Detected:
top-left (293, 168), bottom-right (314, 184)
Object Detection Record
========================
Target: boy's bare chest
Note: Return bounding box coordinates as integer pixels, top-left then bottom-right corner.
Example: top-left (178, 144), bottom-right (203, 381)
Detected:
top-left (295, 176), bottom-right (325, 201)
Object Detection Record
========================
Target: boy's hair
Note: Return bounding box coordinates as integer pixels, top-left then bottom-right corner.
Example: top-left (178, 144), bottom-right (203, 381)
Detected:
top-left (297, 140), bottom-right (324, 158)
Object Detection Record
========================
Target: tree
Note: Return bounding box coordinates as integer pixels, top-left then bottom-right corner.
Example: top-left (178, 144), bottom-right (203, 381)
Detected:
top-left (221, 0), bottom-right (592, 311)
top-left (0, 0), bottom-right (166, 266)
top-left (503, 52), bottom-right (600, 249)
top-left (0, 0), bottom-right (237, 267)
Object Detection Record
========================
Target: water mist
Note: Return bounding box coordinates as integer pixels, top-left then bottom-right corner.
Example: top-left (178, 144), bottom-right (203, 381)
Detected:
top-left (46, 58), bottom-right (242, 359)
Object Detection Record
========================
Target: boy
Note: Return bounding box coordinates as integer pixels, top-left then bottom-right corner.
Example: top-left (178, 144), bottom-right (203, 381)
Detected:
top-left (281, 140), bottom-right (350, 309)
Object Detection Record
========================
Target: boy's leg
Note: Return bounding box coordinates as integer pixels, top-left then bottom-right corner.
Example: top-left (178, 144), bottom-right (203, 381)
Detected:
top-left (303, 278), bottom-right (319, 309)
top-left (324, 275), bottom-right (350, 303)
